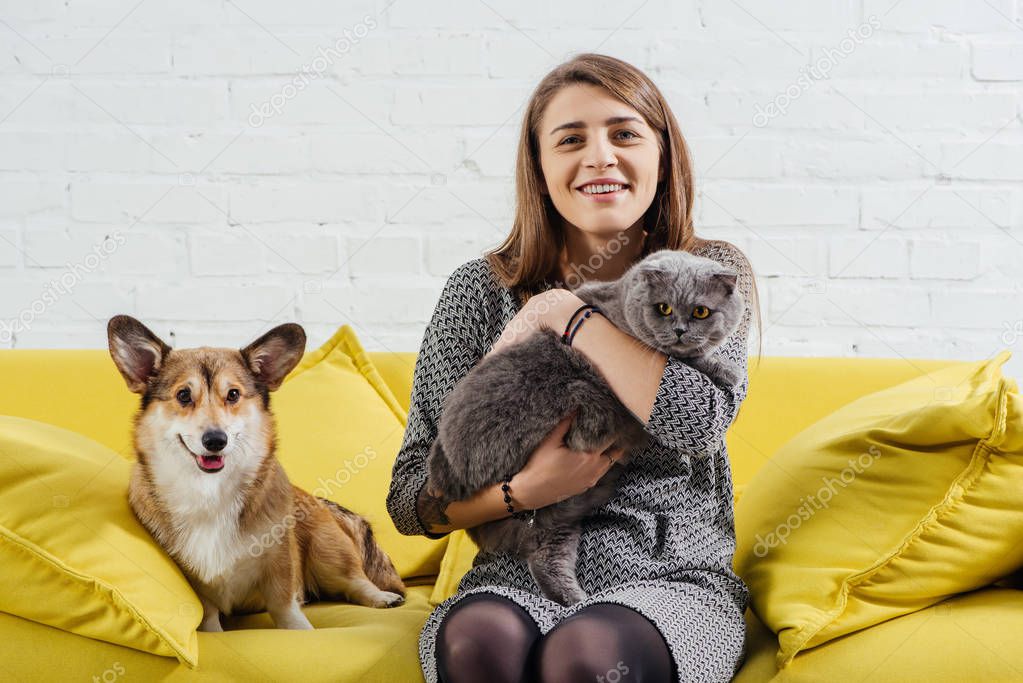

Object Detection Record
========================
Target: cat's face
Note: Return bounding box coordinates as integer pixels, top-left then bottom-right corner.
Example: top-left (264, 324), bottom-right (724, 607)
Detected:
top-left (622, 251), bottom-right (743, 357)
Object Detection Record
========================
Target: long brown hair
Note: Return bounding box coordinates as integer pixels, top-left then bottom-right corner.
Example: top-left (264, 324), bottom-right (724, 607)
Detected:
top-left (485, 53), bottom-right (763, 361)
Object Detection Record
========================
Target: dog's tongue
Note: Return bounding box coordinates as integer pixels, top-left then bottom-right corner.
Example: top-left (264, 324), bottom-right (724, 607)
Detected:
top-left (199, 454), bottom-right (225, 471)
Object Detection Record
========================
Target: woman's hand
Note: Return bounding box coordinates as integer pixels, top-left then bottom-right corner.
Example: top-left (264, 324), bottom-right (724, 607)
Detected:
top-left (507, 413), bottom-right (624, 511)
top-left (486, 288), bottom-right (584, 359)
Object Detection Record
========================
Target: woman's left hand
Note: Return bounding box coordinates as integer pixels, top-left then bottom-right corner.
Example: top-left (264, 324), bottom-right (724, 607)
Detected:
top-left (486, 288), bottom-right (584, 358)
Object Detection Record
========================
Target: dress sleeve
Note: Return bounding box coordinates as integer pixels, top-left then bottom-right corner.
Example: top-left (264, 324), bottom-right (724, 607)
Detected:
top-left (643, 244), bottom-right (756, 458)
top-left (385, 263), bottom-right (484, 538)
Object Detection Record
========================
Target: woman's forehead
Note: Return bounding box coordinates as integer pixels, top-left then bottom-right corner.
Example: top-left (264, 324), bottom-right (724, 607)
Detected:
top-left (540, 83), bottom-right (649, 133)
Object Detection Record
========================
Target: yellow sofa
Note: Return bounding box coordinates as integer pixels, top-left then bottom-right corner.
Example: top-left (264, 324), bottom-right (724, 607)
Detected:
top-left (2, 348), bottom-right (1022, 682)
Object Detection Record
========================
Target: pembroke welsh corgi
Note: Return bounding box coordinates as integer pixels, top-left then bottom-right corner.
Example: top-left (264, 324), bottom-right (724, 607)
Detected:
top-left (107, 315), bottom-right (405, 631)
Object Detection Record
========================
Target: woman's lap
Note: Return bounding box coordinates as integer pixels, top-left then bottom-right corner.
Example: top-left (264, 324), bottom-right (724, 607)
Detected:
top-left (420, 579), bottom-right (746, 683)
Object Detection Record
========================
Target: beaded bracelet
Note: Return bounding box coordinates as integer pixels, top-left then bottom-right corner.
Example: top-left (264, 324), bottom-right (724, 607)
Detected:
top-left (501, 478), bottom-right (536, 527)
top-left (561, 305), bottom-right (603, 346)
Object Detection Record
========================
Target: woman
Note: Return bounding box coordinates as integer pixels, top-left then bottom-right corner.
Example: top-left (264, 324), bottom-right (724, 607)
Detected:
top-left (385, 53), bottom-right (762, 683)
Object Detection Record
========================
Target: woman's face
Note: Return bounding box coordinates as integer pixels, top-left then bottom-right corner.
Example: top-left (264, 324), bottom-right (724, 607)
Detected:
top-left (537, 83), bottom-right (662, 238)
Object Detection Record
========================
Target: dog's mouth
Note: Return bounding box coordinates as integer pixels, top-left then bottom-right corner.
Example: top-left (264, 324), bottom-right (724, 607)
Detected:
top-left (178, 435), bottom-right (226, 473)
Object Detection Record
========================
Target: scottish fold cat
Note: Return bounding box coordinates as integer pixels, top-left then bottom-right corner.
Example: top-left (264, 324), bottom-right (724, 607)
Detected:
top-left (426, 248), bottom-right (745, 605)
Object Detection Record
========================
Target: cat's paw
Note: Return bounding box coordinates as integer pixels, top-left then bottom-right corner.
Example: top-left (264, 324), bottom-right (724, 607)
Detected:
top-left (713, 362), bottom-right (743, 388)
top-left (551, 586), bottom-right (588, 606)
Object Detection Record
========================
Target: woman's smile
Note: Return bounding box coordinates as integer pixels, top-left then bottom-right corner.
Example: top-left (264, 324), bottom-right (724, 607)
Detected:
top-left (576, 178), bottom-right (631, 202)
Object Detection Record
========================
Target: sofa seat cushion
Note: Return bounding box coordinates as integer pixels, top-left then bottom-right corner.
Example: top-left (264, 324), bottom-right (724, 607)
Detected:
top-left (0, 584), bottom-right (436, 682)
top-left (735, 587), bottom-right (1023, 682)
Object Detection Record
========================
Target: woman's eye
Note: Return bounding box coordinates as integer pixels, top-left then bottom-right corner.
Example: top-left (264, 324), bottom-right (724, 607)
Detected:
top-left (175, 388), bottom-right (191, 405)
top-left (692, 306), bottom-right (711, 319)
top-left (615, 129), bottom-right (638, 141)
top-left (656, 303), bottom-right (673, 316)
top-left (226, 389), bottom-right (240, 403)
top-left (558, 135), bottom-right (582, 146)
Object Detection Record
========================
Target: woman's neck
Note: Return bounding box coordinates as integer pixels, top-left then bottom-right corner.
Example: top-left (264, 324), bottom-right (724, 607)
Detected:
top-left (556, 219), bottom-right (647, 287)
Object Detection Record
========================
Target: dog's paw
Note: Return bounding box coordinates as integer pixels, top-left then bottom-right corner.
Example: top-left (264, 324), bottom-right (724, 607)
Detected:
top-left (373, 591), bottom-right (405, 608)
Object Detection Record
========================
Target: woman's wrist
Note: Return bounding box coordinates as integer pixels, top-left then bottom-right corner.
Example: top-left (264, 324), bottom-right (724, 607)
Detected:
top-left (506, 470), bottom-right (535, 512)
top-left (543, 290), bottom-right (586, 335)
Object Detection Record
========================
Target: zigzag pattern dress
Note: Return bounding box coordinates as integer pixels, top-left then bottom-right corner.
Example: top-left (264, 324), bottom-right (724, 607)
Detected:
top-left (385, 241), bottom-right (755, 683)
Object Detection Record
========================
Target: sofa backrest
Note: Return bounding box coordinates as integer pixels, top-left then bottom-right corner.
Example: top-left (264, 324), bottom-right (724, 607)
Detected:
top-left (0, 349), bottom-right (964, 487)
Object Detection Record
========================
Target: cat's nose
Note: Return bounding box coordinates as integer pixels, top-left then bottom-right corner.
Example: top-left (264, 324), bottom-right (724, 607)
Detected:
top-left (674, 327), bottom-right (687, 338)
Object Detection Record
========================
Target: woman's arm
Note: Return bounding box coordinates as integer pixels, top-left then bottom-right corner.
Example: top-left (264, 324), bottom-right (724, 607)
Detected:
top-left (497, 247), bottom-right (755, 458)
top-left (386, 262), bottom-right (514, 539)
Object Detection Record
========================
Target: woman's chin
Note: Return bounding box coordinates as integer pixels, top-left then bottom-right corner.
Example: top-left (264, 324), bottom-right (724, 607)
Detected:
top-left (567, 216), bottom-right (646, 236)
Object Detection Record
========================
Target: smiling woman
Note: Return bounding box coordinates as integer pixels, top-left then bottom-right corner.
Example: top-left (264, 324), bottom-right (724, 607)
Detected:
top-left (386, 53), bottom-right (763, 683)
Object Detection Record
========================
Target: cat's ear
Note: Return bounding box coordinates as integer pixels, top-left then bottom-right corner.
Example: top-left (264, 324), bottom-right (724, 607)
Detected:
top-left (712, 269), bottom-right (738, 295)
top-left (640, 267), bottom-right (673, 292)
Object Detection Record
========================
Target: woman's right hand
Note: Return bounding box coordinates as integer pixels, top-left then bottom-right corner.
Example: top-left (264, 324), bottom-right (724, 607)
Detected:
top-left (507, 413), bottom-right (624, 511)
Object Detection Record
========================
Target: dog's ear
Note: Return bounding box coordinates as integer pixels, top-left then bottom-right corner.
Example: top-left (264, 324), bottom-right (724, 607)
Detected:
top-left (107, 315), bottom-right (172, 393)
top-left (240, 323), bottom-right (306, 391)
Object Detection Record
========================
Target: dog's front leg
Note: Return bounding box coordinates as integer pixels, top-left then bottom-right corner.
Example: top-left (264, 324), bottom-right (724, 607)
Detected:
top-left (262, 561), bottom-right (314, 630)
top-left (198, 594), bottom-right (223, 632)
top-left (267, 595), bottom-right (314, 630)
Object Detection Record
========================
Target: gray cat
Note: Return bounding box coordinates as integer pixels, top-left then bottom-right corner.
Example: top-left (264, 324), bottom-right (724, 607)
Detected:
top-left (426, 248), bottom-right (745, 605)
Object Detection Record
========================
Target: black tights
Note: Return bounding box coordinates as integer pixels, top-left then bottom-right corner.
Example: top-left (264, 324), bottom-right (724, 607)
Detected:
top-left (435, 593), bottom-right (675, 683)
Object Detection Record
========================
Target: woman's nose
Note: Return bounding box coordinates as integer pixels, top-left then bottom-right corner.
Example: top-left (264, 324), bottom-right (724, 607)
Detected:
top-left (584, 136), bottom-right (617, 169)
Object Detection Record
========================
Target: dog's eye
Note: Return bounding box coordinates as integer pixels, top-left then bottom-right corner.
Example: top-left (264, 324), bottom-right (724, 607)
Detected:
top-left (175, 388), bottom-right (191, 405)
top-left (692, 306), bottom-right (711, 319)
top-left (656, 303), bottom-right (672, 316)
top-left (226, 388), bottom-right (240, 403)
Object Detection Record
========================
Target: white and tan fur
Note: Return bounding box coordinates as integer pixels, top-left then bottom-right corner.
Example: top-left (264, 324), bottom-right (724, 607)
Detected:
top-left (107, 315), bottom-right (406, 631)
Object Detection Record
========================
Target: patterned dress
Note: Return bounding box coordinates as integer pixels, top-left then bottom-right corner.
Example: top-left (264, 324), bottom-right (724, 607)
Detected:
top-left (385, 241), bottom-right (755, 683)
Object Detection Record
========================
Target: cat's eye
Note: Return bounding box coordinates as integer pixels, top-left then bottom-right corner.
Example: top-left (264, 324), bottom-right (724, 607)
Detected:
top-left (175, 387), bottom-right (191, 405)
top-left (692, 306), bottom-right (711, 319)
top-left (656, 303), bottom-right (673, 316)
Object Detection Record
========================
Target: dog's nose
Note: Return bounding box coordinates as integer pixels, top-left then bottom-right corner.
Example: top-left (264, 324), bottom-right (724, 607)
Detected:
top-left (201, 430), bottom-right (228, 452)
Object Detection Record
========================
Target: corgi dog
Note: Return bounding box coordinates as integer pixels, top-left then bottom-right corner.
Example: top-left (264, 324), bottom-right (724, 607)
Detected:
top-left (107, 315), bottom-right (405, 631)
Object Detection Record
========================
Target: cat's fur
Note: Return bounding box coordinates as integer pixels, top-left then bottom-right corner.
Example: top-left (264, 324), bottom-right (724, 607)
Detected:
top-left (426, 248), bottom-right (745, 605)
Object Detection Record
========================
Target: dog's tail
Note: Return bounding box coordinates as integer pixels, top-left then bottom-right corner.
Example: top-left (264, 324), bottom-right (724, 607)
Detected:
top-left (317, 497), bottom-right (405, 596)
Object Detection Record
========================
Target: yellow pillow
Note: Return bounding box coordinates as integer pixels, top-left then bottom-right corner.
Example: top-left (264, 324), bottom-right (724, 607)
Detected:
top-left (274, 325), bottom-right (448, 581)
top-left (429, 531), bottom-right (481, 605)
top-left (734, 351), bottom-right (1023, 668)
top-left (0, 416), bottom-right (202, 666)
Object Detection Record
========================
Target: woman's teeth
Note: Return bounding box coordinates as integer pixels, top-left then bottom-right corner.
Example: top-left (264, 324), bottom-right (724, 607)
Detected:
top-left (581, 183), bottom-right (626, 194)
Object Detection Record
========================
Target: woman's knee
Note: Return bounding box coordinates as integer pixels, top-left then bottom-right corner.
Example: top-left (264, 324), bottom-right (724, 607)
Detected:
top-left (535, 603), bottom-right (673, 683)
top-left (436, 594), bottom-right (541, 669)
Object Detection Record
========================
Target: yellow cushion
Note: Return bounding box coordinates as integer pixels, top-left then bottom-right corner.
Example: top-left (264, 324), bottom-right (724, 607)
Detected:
top-left (734, 350), bottom-right (1023, 668)
top-left (728, 357), bottom-right (963, 488)
top-left (0, 416), bottom-right (202, 666)
top-left (274, 325), bottom-right (448, 581)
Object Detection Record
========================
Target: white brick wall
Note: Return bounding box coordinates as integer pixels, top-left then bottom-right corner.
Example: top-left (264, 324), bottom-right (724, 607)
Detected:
top-left (1, 0), bottom-right (1021, 381)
